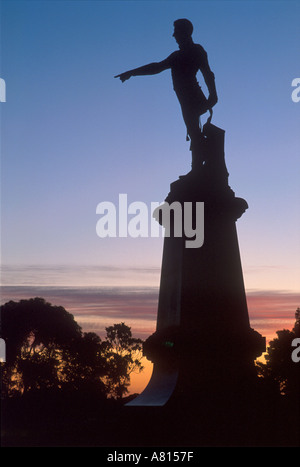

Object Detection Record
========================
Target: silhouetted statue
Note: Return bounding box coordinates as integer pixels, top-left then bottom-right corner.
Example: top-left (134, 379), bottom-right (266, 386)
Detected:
top-left (115, 19), bottom-right (218, 159)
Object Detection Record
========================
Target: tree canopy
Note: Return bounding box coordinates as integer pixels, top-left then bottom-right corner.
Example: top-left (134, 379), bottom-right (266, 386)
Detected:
top-left (256, 308), bottom-right (300, 399)
top-left (0, 297), bottom-right (143, 398)
top-left (103, 322), bottom-right (144, 398)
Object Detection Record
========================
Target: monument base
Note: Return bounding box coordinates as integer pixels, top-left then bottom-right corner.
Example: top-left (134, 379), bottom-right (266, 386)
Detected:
top-left (128, 124), bottom-right (265, 411)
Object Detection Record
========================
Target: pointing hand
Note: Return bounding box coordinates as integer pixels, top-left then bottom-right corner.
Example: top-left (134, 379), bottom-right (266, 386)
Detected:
top-left (114, 71), bottom-right (132, 83)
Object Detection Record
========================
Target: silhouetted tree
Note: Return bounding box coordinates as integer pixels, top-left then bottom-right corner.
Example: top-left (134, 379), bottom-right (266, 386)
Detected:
top-left (60, 331), bottom-right (107, 394)
top-left (103, 322), bottom-right (144, 399)
top-left (0, 298), bottom-right (107, 395)
top-left (256, 308), bottom-right (300, 399)
top-left (0, 298), bottom-right (145, 400)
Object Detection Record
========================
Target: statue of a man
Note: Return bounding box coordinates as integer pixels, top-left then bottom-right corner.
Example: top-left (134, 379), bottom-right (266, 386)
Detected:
top-left (115, 19), bottom-right (218, 158)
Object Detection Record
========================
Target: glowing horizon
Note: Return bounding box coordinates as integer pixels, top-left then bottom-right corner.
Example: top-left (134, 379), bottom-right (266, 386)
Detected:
top-left (1, 283), bottom-right (298, 394)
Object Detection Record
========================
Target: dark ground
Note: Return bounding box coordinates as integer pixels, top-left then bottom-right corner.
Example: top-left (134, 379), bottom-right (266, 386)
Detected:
top-left (1, 386), bottom-right (299, 447)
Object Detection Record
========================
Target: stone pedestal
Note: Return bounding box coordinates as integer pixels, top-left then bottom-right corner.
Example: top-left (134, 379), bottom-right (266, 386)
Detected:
top-left (128, 124), bottom-right (265, 409)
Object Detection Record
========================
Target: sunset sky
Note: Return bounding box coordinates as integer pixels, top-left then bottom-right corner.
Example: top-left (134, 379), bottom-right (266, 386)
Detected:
top-left (1, 1), bottom-right (300, 393)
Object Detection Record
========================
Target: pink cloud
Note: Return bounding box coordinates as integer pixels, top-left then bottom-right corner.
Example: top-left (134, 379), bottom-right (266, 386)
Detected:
top-left (247, 290), bottom-right (299, 343)
top-left (1, 286), bottom-right (299, 344)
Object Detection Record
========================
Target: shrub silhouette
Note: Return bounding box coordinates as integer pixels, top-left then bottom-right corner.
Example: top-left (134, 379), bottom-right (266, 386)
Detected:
top-left (256, 308), bottom-right (300, 399)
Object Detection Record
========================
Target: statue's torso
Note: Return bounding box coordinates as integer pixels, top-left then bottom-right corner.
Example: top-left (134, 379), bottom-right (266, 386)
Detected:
top-left (169, 43), bottom-right (208, 95)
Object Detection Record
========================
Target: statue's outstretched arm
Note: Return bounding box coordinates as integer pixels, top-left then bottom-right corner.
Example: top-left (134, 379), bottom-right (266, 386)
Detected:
top-left (115, 59), bottom-right (170, 82)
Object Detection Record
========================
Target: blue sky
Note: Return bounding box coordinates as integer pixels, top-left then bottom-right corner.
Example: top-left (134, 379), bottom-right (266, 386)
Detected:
top-left (1, 0), bottom-right (300, 293)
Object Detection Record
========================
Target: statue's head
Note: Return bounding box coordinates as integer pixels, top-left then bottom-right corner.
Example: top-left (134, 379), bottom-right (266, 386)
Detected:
top-left (173, 19), bottom-right (194, 42)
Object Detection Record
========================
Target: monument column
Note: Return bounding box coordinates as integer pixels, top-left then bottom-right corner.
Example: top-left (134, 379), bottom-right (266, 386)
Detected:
top-left (128, 123), bottom-right (265, 407)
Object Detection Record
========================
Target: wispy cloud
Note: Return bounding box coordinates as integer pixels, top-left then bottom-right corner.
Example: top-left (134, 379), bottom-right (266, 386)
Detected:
top-left (1, 285), bottom-right (299, 344)
top-left (246, 290), bottom-right (299, 343)
top-left (0, 264), bottom-right (161, 288)
top-left (0, 285), bottom-right (159, 339)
